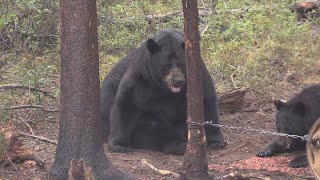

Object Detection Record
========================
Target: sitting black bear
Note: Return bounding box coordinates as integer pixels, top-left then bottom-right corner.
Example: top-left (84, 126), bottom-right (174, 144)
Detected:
top-left (256, 84), bottom-right (320, 167)
top-left (100, 29), bottom-right (225, 154)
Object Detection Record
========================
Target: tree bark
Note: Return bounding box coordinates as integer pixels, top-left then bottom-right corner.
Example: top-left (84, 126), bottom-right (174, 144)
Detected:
top-left (182, 0), bottom-right (209, 180)
top-left (49, 0), bottom-right (134, 179)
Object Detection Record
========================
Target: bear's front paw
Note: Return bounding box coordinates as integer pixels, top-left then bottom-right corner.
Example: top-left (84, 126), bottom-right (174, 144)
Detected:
top-left (289, 155), bottom-right (308, 168)
top-left (256, 149), bottom-right (274, 157)
top-left (207, 140), bottom-right (227, 150)
top-left (108, 143), bottom-right (133, 153)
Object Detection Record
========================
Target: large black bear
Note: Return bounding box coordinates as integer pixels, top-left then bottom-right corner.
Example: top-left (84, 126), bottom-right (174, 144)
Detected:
top-left (256, 84), bottom-right (320, 167)
top-left (100, 29), bottom-right (225, 154)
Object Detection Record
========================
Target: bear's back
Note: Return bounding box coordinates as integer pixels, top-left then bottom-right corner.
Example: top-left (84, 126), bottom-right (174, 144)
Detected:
top-left (288, 84), bottom-right (320, 122)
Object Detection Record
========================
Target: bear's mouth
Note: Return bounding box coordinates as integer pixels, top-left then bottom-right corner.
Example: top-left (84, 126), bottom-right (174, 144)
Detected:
top-left (169, 85), bottom-right (182, 93)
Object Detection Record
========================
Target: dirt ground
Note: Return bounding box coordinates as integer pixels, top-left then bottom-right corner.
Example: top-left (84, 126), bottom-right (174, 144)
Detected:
top-left (0, 85), bottom-right (318, 180)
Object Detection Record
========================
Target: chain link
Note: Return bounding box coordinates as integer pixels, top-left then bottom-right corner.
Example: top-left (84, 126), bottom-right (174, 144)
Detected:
top-left (187, 120), bottom-right (310, 142)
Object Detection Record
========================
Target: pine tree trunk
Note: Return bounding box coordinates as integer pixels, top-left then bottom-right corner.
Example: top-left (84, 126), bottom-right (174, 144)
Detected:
top-left (49, 0), bottom-right (134, 179)
top-left (182, 0), bottom-right (209, 179)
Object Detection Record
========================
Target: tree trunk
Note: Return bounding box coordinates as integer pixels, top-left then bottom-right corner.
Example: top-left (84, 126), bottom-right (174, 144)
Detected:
top-left (49, 0), bottom-right (134, 179)
top-left (182, 0), bottom-right (209, 180)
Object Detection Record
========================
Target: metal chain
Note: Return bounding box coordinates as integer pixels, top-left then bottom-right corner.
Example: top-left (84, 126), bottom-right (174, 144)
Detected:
top-left (187, 120), bottom-right (310, 142)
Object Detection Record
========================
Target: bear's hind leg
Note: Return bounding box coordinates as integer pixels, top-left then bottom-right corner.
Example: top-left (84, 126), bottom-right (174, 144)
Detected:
top-left (108, 105), bottom-right (141, 153)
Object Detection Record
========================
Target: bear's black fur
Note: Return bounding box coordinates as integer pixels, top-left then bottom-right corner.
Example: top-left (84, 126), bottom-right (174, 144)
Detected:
top-left (100, 29), bottom-right (225, 154)
top-left (256, 84), bottom-right (320, 167)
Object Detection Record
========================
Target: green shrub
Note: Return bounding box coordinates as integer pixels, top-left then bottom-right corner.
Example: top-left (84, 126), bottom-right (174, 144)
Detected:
top-left (201, 0), bottom-right (320, 89)
top-left (1, 0), bottom-right (319, 92)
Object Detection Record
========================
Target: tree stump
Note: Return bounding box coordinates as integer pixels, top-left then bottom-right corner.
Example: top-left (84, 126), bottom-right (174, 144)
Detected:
top-left (290, 0), bottom-right (320, 19)
top-left (0, 123), bottom-right (45, 169)
top-left (68, 159), bottom-right (94, 180)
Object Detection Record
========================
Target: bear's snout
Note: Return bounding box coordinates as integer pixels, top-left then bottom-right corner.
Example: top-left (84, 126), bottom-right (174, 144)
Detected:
top-left (163, 67), bottom-right (185, 93)
top-left (172, 76), bottom-right (185, 87)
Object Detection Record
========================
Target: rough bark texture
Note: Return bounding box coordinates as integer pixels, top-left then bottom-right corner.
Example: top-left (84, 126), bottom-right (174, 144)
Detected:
top-left (49, 0), bottom-right (134, 179)
top-left (182, 0), bottom-right (209, 179)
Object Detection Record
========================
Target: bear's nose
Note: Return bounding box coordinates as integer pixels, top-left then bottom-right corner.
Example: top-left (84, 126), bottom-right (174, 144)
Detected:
top-left (173, 77), bottom-right (185, 86)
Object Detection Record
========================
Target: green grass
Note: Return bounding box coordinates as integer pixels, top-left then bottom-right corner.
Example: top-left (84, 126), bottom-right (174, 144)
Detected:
top-left (1, 0), bottom-right (320, 102)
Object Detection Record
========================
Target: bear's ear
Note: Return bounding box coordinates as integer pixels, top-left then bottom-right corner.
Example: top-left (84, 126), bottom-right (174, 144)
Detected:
top-left (274, 99), bottom-right (286, 111)
top-left (292, 101), bottom-right (306, 116)
top-left (147, 39), bottom-right (160, 54)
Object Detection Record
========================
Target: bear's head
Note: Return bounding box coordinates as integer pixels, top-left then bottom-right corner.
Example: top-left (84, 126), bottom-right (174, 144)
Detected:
top-left (146, 32), bottom-right (186, 93)
top-left (274, 99), bottom-right (309, 135)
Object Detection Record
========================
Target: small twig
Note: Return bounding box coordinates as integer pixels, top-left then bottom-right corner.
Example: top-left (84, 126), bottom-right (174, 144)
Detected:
top-left (224, 171), bottom-right (272, 180)
top-left (5, 105), bottom-right (60, 112)
top-left (244, 119), bottom-right (251, 124)
top-left (237, 107), bottom-right (273, 113)
top-left (141, 159), bottom-right (180, 178)
top-left (10, 90), bottom-right (18, 104)
top-left (291, 174), bottom-right (316, 179)
top-left (5, 150), bottom-right (25, 180)
top-left (18, 117), bottom-right (34, 135)
top-left (18, 130), bottom-right (57, 145)
top-left (230, 68), bottom-right (238, 89)
top-left (47, 120), bottom-right (59, 123)
top-left (0, 84), bottom-right (56, 99)
top-left (201, 24), bottom-right (209, 37)
top-left (145, 9), bottom-right (212, 21)
top-left (200, 0), bottom-right (206, 9)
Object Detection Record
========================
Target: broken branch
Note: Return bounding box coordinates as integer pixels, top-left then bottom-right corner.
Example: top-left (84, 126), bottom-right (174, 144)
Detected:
top-left (5, 105), bottom-right (60, 112)
top-left (18, 117), bottom-right (34, 135)
top-left (0, 84), bottom-right (56, 99)
top-left (18, 130), bottom-right (57, 145)
top-left (141, 159), bottom-right (179, 178)
top-left (5, 150), bottom-right (24, 180)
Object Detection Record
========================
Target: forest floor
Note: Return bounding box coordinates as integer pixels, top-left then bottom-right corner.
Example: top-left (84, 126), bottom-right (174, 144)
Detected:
top-left (0, 77), bottom-right (319, 180)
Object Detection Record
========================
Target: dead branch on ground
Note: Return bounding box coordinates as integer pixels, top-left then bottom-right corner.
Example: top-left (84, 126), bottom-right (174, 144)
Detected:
top-left (18, 130), bottom-right (57, 145)
top-left (18, 117), bottom-right (34, 135)
top-left (0, 84), bottom-right (56, 99)
top-left (145, 9), bottom-right (212, 22)
top-left (223, 171), bottom-right (271, 180)
top-left (5, 150), bottom-right (24, 180)
top-left (141, 159), bottom-right (180, 178)
top-left (5, 105), bottom-right (60, 112)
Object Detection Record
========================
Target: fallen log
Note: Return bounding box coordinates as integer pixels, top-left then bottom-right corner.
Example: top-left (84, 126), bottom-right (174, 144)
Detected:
top-left (217, 88), bottom-right (248, 114)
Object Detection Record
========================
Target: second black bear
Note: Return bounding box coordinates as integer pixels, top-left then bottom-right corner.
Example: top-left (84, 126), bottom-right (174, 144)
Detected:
top-left (100, 29), bottom-right (225, 154)
top-left (256, 84), bottom-right (320, 167)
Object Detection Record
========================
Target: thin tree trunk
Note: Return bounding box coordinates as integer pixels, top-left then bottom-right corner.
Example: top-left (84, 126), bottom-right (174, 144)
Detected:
top-left (182, 0), bottom-right (209, 180)
top-left (49, 0), bottom-right (134, 179)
